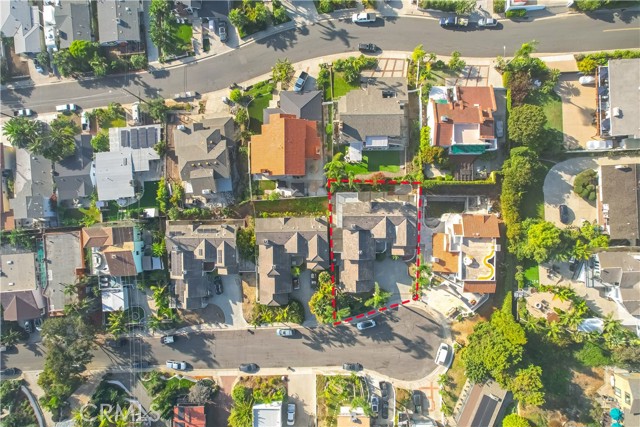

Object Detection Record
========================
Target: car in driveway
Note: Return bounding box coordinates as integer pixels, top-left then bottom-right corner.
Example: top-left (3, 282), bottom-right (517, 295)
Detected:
top-left (371, 395), bottom-right (379, 414)
top-left (381, 400), bottom-right (389, 419)
top-left (559, 204), bottom-right (570, 224)
top-left (287, 403), bottom-right (296, 426)
top-left (578, 75), bottom-right (596, 85)
top-left (218, 20), bottom-right (228, 42)
top-left (81, 111), bottom-right (90, 130)
top-left (293, 71), bottom-right (308, 92)
top-left (356, 319), bottom-right (376, 331)
top-left (166, 360), bottom-right (187, 371)
top-left (0, 367), bottom-right (19, 377)
top-left (412, 390), bottom-right (422, 413)
top-left (352, 12), bottom-right (376, 23)
top-left (435, 343), bottom-right (452, 367)
top-left (358, 43), bottom-right (379, 53)
top-left (160, 335), bottom-right (175, 344)
top-left (213, 275), bottom-right (223, 295)
top-left (239, 363), bottom-right (259, 373)
top-left (276, 328), bottom-right (295, 337)
top-left (343, 362), bottom-right (363, 372)
top-left (478, 17), bottom-right (498, 27)
top-left (380, 381), bottom-right (389, 400)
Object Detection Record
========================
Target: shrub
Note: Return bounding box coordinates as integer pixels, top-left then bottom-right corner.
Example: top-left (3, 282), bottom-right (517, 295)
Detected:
top-left (576, 49), bottom-right (640, 75)
top-left (506, 9), bottom-right (527, 18)
top-left (494, 0), bottom-right (506, 13)
top-left (573, 169), bottom-right (597, 201)
top-left (508, 104), bottom-right (547, 150)
top-left (419, 0), bottom-right (457, 12)
top-left (575, 342), bottom-right (612, 367)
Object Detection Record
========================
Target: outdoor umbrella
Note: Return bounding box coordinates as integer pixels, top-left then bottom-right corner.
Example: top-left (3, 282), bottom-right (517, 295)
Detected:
top-left (610, 408), bottom-right (622, 420)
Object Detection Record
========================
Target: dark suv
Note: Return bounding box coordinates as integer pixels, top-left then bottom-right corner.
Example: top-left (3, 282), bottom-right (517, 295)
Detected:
top-left (559, 204), bottom-right (570, 224)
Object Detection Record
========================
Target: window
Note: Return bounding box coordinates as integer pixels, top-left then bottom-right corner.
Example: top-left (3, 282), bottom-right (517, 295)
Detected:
top-left (625, 392), bottom-right (631, 405)
top-left (614, 387), bottom-right (621, 397)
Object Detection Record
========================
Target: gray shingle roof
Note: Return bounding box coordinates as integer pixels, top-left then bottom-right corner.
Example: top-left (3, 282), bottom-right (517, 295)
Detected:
top-left (109, 125), bottom-right (161, 172)
top-left (10, 149), bottom-right (55, 220)
top-left (54, 134), bottom-right (94, 201)
top-left (0, 1), bottom-right (41, 54)
top-left (600, 164), bottom-right (640, 245)
top-left (280, 90), bottom-right (323, 122)
top-left (173, 117), bottom-right (235, 197)
top-left (44, 231), bottom-right (82, 313)
top-left (96, 0), bottom-right (141, 44)
top-left (596, 251), bottom-right (640, 317)
top-left (94, 151), bottom-right (135, 201)
top-left (54, 0), bottom-right (92, 49)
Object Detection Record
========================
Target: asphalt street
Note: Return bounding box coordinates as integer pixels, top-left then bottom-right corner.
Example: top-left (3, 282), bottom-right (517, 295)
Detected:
top-left (1, 12), bottom-right (639, 113)
top-left (1, 305), bottom-right (443, 381)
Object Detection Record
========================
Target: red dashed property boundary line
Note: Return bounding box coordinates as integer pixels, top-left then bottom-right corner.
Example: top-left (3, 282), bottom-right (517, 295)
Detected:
top-left (327, 179), bottom-right (424, 326)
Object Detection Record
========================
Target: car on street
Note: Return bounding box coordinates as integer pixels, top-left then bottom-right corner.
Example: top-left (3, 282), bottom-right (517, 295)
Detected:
top-left (15, 108), bottom-right (33, 117)
top-left (160, 335), bottom-right (175, 344)
top-left (381, 400), bottom-right (389, 419)
top-left (439, 16), bottom-right (469, 28)
top-left (287, 403), bottom-right (296, 426)
top-left (0, 367), bottom-right (19, 377)
top-left (412, 390), bottom-right (422, 413)
top-left (342, 362), bottom-right (363, 372)
top-left (277, 328), bottom-right (295, 337)
top-left (166, 360), bottom-right (187, 371)
top-left (352, 12), bottom-right (377, 23)
top-left (578, 75), bottom-right (596, 85)
top-left (213, 275), bottom-right (223, 295)
top-left (559, 204), bottom-right (570, 224)
top-left (371, 395), bottom-right (379, 414)
top-left (293, 71), bottom-right (309, 92)
top-left (358, 43), bottom-right (379, 53)
top-left (435, 343), bottom-right (452, 367)
top-left (356, 319), bottom-right (376, 331)
top-left (380, 381), bottom-right (389, 399)
top-left (586, 139), bottom-right (613, 150)
top-left (239, 363), bottom-right (259, 373)
top-left (478, 17), bottom-right (498, 27)
top-left (56, 103), bottom-right (77, 113)
top-left (218, 20), bottom-right (228, 42)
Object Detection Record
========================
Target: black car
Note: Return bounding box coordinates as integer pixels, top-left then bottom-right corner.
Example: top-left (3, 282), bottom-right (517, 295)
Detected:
top-left (213, 275), bottom-right (223, 295)
top-left (380, 381), bottom-right (389, 399)
top-left (559, 204), bottom-right (570, 224)
top-left (0, 368), bottom-right (19, 377)
top-left (381, 401), bottom-right (389, 419)
top-left (106, 338), bottom-right (126, 348)
top-left (293, 277), bottom-right (300, 290)
top-left (412, 390), bottom-right (422, 413)
top-left (342, 362), bottom-right (363, 372)
top-left (239, 363), bottom-right (259, 373)
top-left (358, 43), bottom-right (379, 53)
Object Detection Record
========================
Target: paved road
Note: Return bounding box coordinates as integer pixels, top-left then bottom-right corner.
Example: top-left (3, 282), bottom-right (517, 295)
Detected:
top-left (1, 12), bottom-right (638, 113)
top-left (1, 305), bottom-right (443, 381)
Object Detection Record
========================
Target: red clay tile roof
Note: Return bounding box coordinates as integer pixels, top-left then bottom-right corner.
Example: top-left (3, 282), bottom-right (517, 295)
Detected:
top-left (173, 406), bottom-right (205, 427)
top-left (461, 214), bottom-right (501, 238)
top-left (250, 114), bottom-right (321, 176)
top-left (432, 233), bottom-right (459, 274)
top-left (463, 281), bottom-right (496, 294)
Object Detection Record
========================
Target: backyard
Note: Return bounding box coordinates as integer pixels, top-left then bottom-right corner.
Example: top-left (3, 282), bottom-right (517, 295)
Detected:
top-left (325, 71), bottom-right (360, 101)
top-left (344, 149), bottom-right (402, 175)
top-left (525, 90), bottom-right (564, 149)
top-left (254, 196), bottom-right (328, 216)
top-left (316, 374), bottom-right (370, 427)
top-left (247, 81), bottom-right (275, 133)
top-left (424, 200), bottom-right (466, 219)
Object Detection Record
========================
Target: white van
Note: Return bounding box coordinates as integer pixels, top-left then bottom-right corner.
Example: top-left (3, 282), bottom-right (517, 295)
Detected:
top-left (55, 103), bottom-right (77, 113)
top-left (131, 102), bottom-right (140, 124)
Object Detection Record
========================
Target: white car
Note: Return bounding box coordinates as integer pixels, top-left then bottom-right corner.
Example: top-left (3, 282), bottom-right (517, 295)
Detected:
top-left (435, 343), bottom-right (452, 367)
top-left (276, 328), bottom-right (294, 337)
top-left (352, 12), bottom-right (376, 23)
top-left (356, 319), bottom-right (376, 331)
top-left (586, 139), bottom-right (613, 150)
top-left (165, 360), bottom-right (187, 371)
top-left (578, 75), bottom-right (596, 85)
top-left (15, 109), bottom-right (33, 117)
top-left (287, 403), bottom-right (296, 426)
top-left (478, 18), bottom-right (498, 27)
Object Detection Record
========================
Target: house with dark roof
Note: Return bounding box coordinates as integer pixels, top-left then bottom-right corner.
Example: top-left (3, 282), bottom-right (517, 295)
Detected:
top-left (10, 149), bottom-right (56, 228)
top-left (337, 78), bottom-right (408, 162)
top-left (334, 193), bottom-right (417, 293)
top-left (165, 221), bottom-right (239, 310)
top-left (173, 116), bottom-right (236, 205)
top-left (250, 113), bottom-right (321, 179)
top-left (263, 90), bottom-right (323, 124)
top-left (594, 251), bottom-right (640, 335)
top-left (96, 0), bottom-right (142, 45)
top-left (432, 213), bottom-right (501, 294)
top-left (598, 164), bottom-right (640, 246)
top-left (82, 225), bottom-right (143, 277)
top-left (427, 85), bottom-right (497, 156)
top-left (255, 217), bottom-right (329, 306)
top-left (0, 252), bottom-right (46, 322)
top-left (53, 0), bottom-right (92, 49)
top-left (54, 134), bottom-right (95, 203)
top-left (456, 380), bottom-right (512, 427)
top-left (173, 405), bottom-right (206, 427)
top-left (0, 0), bottom-right (42, 54)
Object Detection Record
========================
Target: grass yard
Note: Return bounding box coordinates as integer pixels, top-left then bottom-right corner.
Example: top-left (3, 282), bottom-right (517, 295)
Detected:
top-left (329, 71), bottom-right (360, 100)
top-left (525, 91), bottom-right (563, 132)
top-left (257, 180), bottom-right (276, 191)
top-left (106, 117), bottom-right (126, 128)
top-left (174, 24), bottom-right (193, 47)
top-left (254, 197), bottom-right (328, 216)
top-left (425, 200), bottom-right (466, 218)
top-left (521, 163), bottom-right (550, 220)
top-left (344, 149), bottom-right (402, 175)
top-left (138, 181), bottom-right (160, 208)
top-left (523, 260), bottom-right (540, 287)
top-left (247, 81), bottom-right (275, 134)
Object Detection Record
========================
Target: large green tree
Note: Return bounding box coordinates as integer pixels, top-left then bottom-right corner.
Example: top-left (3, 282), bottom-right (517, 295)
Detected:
top-left (38, 115), bottom-right (79, 161)
top-left (508, 104), bottom-right (547, 150)
top-left (503, 414), bottom-right (531, 427)
top-left (69, 40), bottom-right (98, 61)
top-left (510, 364), bottom-right (545, 406)
top-left (2, 116), bottom-right (43, 149)
top-left (143, 97), bottom-right (169, 123)
top-left (515, 218), bottom-right (562, 263)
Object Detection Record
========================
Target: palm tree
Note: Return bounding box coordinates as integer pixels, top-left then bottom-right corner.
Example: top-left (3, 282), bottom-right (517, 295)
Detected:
top-left (108, 309), bottom-right (127, 337)
top-left (2, 117), bottom-right (42, 148)
top-left (146, 315), bottom-right (162, 334)
top-left (97, 409), bottom-right (113, 427)
top-left (545, 321), bottom-right (563, 341)
top-left (113, 406), bottom-right (130, 427)
top-left (603, 313), bottom-right (620, 334)
top-left (365, 283), bottom-right (392, 309)
top-left (552, 287), bottom-right (575, 303)
top-left (1, 329), bottom-right (22, 346)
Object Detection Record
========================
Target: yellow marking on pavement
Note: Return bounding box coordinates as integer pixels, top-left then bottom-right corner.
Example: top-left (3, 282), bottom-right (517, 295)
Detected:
top-left (602, 27), bottom-right (640, 32)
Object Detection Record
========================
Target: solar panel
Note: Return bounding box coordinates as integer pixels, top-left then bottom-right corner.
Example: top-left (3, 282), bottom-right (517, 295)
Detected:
top-left (120, 130), bottom-right (129, 147)
top-left (131, 129), bottom-right (139, 149)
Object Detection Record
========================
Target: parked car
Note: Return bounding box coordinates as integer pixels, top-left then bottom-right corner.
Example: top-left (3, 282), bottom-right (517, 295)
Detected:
top-left (358, 43), bottom-right (379, 53)
top-left (239, 363), bottom-right (259, 373)
top-left (578, 75), bottom-right (596, 85)
top-left (435, 343), bottom-right (452, 367)
top-left (0, 367), bottom-right (19, 377)
top-left (287, 403), bottom-right (296, 426)
top-left (586, 139), bottom-right (613, 150)
top-left (381, 400), bottom-right (389, 419)
top-left (218, 20), bottom-right (228, 42)
top-left (496, 120), bottom-right (504, 138)
top-left (14, 108), bottom-right (33, 117)
top-left (569, 257), bottom-right (578, 272)
top-left (276, 328), bottom-right (294, 337)
top-left (106, 338), bottom-right (126, 348)
top-left (559, 204), bottom-right (570, 224)
top-left (33, 59), bottom-right (44, 73)
top-left (293, 71), bottom-right (309, 92)
top-left (439, 16), bottom-right (468, 28)
top-left (209, 19), bottom-right (215, 33)
top-left (356, 319), bottom-right (376, 331)
top-left (166, 360), bottom-right (187, 371)
top-left (160, 335), bottom-right (175, 344)
top-left (342, 362), bottom-right (363, 372)
top-left (310, 271), bottom-right (318, 287)
top-left (81, 111), bottom-right (90, 130)
top-left (380, 381), bottom-right (389, 400)
top-left (55, 104), bottom-right (77, 113)
top-left (352, 12), bottom-right (377, 23)
top-left (371, 395), bottom-right (379, 414)
top-left (293, 277), bottom-right (300, 290)
top-left (412, 390), bottom-right (422, 413)
top-left (0, 344), bottom-right (16, 353)
top-left (213, 275), bottom-right (223, 295)
top-left (24, 320), bottom-right (32, 334)
top-left (478, 17), bottom-right (498, 27)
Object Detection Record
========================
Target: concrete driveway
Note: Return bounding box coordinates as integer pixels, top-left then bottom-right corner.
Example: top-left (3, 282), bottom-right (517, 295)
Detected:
top-left (290, 269), bottom-right (318, 325)
top-left (374, 258), bottom-right (414, 301)
top-left (212, 274), bottom-right (248, 327)
top-left (287, 373), bottom-right (316, 427)
top-left (556, 74), bottom-right (597, 149)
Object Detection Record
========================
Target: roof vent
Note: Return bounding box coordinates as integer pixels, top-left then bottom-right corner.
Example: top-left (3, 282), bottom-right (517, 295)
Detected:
top-left (612, 107), bottom-right (622, 117)
top-left (9, 282), bottom-right (15, 286)
top-left (7, 260), bottom-right (13, 265)
top-left (358, 250), bottom-right (363, 255)
top-left (441, 115), bottom-right (450, 122)
top-left (263, 239), bottom-right (270, 245)
top-left (115, 18), bottom-right (122, 24)
top-left (615, 164), bottom-right (629, 170)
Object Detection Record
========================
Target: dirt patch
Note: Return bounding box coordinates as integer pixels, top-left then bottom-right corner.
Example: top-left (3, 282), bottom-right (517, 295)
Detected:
top-left (241, 273), bottom-right (257, 322)
top-left (5, 46), bottom-right (30, 78)
top-left (179, 305), bottom-right (225, 325)
top-left (450, 307), bottom-right (491, 346)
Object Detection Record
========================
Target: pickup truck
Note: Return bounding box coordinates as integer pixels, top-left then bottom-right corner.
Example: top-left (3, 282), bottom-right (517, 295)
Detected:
top-left (293, 71), bottom-right (308, 92)
top-left (439, 16), bottom-right (469, 28)
top-left (352, 12), bottom-right (376, 23)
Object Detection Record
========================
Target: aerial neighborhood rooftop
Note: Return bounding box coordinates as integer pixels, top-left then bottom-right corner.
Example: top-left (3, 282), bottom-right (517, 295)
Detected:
top-left (0, 2), bottom-right (639, 427)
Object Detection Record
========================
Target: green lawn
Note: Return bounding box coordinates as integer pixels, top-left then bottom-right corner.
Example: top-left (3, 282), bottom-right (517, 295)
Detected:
top-left (521, 163), bottom-right (550, 220)
top-left (254, 197), bottom-right (328, 216)
top-left (138, 181), bottom-right (159, 209)
top-left (344, 149), bottom-right (402, 175)
top-left (331, 71), bottom-right (360, 100)
top-left (523, 260), bottom-right (540, 287)
top-left (174, 24), bottom-right (193, 46)
top-left (425, 200), bottom-right (466, 218)
top-left (257, 180), bottom-right (276, 191)
top-left (525, 91), bottom-right (563, 132)
top-left (247, 81), bottom-right (275, 134)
